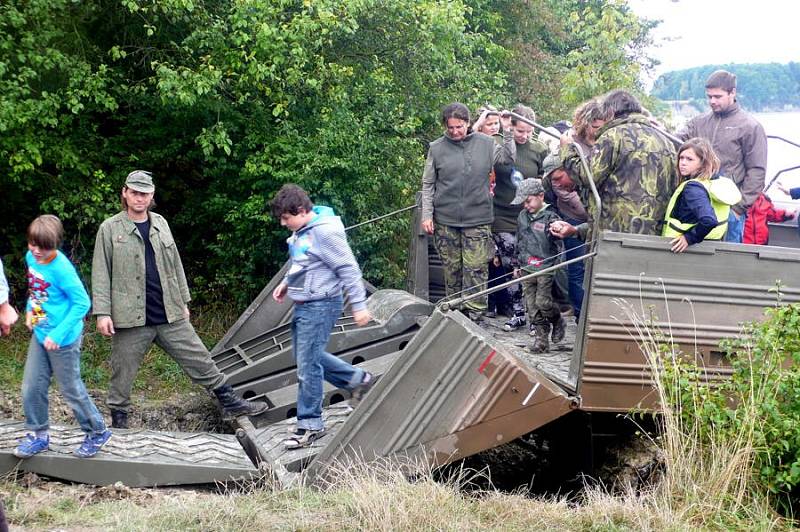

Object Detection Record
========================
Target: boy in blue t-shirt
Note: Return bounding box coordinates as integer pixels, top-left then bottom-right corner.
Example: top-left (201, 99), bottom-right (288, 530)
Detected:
top-left (14, 215), bottom-right (111, 459)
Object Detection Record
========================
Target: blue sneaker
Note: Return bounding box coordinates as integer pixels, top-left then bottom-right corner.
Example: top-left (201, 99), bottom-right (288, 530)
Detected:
top-left (74, 429), bottom-right (112, 458)
top-left (13, 433), bottom-right (49, 459)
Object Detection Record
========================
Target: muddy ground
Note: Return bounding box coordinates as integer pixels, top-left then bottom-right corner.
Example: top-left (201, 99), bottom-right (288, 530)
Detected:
top-left (0, 388), bottom-right (662, 515)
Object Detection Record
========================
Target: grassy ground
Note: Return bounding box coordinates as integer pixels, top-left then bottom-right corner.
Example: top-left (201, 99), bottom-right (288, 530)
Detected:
top-left (0, 461), bottom-right (789, 531)
top-left (0, 303), bottom-right (793, 531)
top-left (0, 304), bottom-right (238, 399)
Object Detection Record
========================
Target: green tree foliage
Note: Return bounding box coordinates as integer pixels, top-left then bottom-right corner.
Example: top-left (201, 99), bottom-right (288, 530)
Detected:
top-left (652, 62), bottom-right (800, 112)
top-left (1, 0), bottom-right (656, 307)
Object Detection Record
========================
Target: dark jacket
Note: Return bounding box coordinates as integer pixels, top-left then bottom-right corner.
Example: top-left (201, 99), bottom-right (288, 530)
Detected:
top-left (678, 103), bottom-right (767, 214)
top-left (493, 139), bottom-right (550, 232)
top-left (421, 132), bottom-right (511, 227)
top-left (668, 181), bottom-right (719, 245)
top-left (516, 205), bottom-right (562, 271)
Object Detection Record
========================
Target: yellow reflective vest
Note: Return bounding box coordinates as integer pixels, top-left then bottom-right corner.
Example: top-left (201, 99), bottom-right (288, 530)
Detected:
top-left (662, 177), bottom-right (741, 241)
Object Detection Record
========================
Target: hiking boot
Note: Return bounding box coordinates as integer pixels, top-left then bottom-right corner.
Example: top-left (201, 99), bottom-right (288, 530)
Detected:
top-left (466, 310), bottom-right (485, 325)
top-left (213, 384), bottom-right (269, 419)
top-left (503, 314), bottom-right (526, 331)
top-left (110, 409), bottom-right (129, 429)
top-left (349, 372), bottom-right (375, 407)
top-left (13, 434), bottom-right (49, 459)
top-left (74, 429), bottom-right (112, 458)
top-left (283, 428), bottom-right (326, 450)
top-left (529, 324), bottom-right (550, 353)
top-left (551, 315), bottom-right (567, 344)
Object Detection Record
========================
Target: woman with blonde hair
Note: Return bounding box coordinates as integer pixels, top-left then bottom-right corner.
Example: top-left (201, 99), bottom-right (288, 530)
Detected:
top-left (663, 137), bottom-right (741, 253)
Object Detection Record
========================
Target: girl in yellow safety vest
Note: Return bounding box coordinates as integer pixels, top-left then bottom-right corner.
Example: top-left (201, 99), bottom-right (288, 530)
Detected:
top-left (662, 137), bottom-right (741, 253)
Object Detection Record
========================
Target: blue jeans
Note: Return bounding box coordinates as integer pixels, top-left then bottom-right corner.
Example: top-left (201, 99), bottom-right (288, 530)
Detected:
top-left (725, 210), bottom-right (746, 243)
top-left (563, 217), bottom-right (586, 318)
top-left (21, 336), bottom-right (106, 435)
top-left (292, 296), bottom-right (364, 430)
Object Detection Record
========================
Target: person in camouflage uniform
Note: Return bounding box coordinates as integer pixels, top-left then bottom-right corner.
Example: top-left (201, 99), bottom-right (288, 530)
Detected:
top-left (512, 179), bottom-right (567, 353)
top-left (421, 103), bottom-right (513, 320)
top-left (560, 90), bottom-right (678, 236)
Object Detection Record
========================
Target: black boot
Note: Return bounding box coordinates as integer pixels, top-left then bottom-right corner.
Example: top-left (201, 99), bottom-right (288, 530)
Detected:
top-left (212, 384), bottom-right (269, 418)
top-left (110, 409), bottom-right (129, 429)
top-left (551, 315), bottom-right (566, 344)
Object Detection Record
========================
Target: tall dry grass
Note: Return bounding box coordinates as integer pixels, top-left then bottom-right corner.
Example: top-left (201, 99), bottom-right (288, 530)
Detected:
top-left (613, 297), bottom-right (785, 529)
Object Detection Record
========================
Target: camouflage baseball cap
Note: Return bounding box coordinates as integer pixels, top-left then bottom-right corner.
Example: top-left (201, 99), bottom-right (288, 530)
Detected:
top-left (511, 178), bottom-right (545, 205)
top-left (541, 153), bottom-right (562, 180)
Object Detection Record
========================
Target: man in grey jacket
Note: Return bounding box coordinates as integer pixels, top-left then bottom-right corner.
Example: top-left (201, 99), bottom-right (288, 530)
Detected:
top-left (92, 170), bottom-right (267, 428)
top-left (678, 70), bottom-right (768, 243)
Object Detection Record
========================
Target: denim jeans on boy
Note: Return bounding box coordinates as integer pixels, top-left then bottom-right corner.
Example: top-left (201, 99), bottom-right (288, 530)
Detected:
top-left (563, 217), bottom-right (586, 318)
top-left (22, 336), bottom-right (106, 435)
top-left (725, 210), bottom-right (746, 243)
top-left (292, 295), bottom-right (365, 431)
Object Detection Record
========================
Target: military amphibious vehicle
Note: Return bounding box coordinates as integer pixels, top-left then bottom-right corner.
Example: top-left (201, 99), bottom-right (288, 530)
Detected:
top-left (2, 129), bottom-right (798, 489)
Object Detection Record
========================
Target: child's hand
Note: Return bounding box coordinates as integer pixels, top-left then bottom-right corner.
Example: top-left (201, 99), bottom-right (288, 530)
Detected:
top-left (670, 235), bottom-right (689, 253)
top-left (353, 308), bottom-right (372, 327)
top-left (512, 268), bottom-right (521, 279)
top-left (43, 337), bottom-right (59, 351)
top-left (25, 311), bottom-right (33, 331)
top-left (272, 281), bottom-right (288, 303)
top-left (0, 302), bottom-right (17, 336)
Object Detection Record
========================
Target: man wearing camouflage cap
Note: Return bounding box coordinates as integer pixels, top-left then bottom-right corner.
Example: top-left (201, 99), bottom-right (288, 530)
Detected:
top-left (511, 178), bottom-right (566, 353)
top-left (92, 171), bottom-right (267, 429)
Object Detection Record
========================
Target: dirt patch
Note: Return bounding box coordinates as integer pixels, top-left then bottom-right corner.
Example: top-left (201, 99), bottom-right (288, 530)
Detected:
top-left (0, 388), bottom-right (230, 434)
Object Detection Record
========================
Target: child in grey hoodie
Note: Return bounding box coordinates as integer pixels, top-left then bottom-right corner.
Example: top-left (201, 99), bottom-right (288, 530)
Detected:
top-left (270, 184), bottom-right (374, 449)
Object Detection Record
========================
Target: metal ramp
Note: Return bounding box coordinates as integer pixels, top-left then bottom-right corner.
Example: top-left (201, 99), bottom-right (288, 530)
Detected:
top-left (211, 262), bottom-right (379, 356)
top-left (238, 308), bottom-right (578, 488)
top-left (212, 290), bottom-right (432, 426)
top-left (0, 420), bottom-right (257, 487)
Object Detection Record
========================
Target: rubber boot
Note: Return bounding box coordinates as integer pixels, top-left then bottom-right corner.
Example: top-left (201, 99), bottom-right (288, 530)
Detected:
top-left (212, 384), bottom-right (269, 418)
top-left (551, 315), bottom-right (567, 344)
top-left (110, 409), bottom-right (129, 429)
top-left (530, 324), bottom-right (550, 353)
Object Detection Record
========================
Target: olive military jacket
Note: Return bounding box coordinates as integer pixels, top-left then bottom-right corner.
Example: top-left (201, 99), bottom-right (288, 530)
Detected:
top-left (560, 113), bottom-right (678, 235)
top-left (91, 211), bottom-right (191, 328)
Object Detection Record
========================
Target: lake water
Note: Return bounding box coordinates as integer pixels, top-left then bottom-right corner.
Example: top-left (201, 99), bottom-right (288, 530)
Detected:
top-left (756, 111), bottom-right (800, 208)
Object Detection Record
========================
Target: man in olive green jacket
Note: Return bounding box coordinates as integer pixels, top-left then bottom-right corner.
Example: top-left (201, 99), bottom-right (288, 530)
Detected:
top-left (92, 171), bottom-right (266, 428)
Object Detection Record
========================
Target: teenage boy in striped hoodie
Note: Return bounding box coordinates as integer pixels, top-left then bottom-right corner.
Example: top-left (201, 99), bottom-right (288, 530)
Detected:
top-left (270, 184), bottom-right (375, 449)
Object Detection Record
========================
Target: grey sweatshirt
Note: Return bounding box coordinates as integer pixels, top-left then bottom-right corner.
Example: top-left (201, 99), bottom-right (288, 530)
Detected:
top-left (283, 206), bottom-right (367, 311)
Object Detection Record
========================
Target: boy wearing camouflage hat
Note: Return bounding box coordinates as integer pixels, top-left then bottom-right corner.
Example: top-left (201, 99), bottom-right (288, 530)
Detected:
top-left (511, 178), bottom-right (567, 353)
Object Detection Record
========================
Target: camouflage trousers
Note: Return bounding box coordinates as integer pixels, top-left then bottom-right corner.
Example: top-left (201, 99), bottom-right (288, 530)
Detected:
top-left (521, 272), bottom-right (560, 327)
top-left (433, 223), bottom-right (492, 312)
top-left (490, 232), bottom-right (524, 315)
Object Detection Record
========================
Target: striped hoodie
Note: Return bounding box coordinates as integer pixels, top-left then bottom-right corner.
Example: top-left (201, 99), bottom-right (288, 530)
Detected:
top-left (283, 206), bottom-right (367, 311)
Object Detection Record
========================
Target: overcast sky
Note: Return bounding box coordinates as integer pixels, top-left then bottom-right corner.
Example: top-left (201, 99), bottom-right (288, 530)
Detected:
top-left (628, 0), bottom-right (799, 84)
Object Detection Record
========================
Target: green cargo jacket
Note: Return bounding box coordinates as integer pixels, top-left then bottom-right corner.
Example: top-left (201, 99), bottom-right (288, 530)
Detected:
top-left (91, 211), bottom-right (191, 328)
